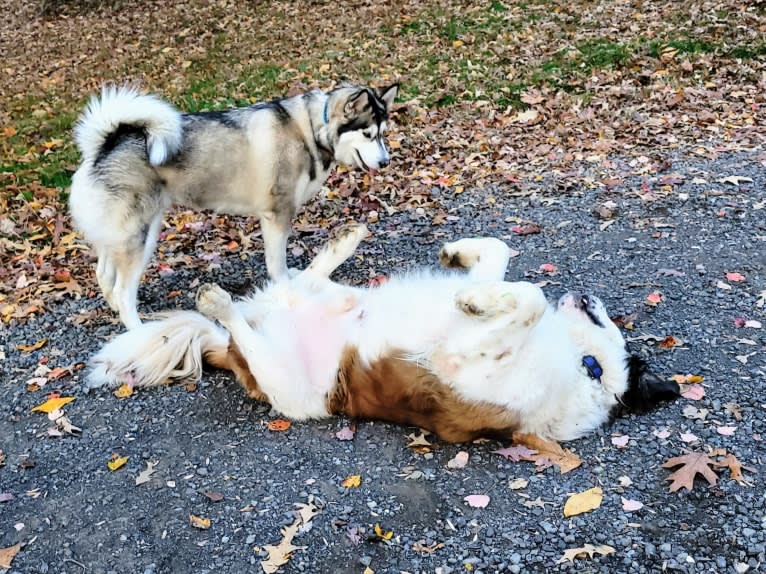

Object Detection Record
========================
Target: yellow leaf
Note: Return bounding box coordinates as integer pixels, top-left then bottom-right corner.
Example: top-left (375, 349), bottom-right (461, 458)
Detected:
top-left (189, 514), bottom-right (211, 529)
top-left (686, 374), bottom-right (704, 384)
top-left (563, 487), bottom-right (603, 517)
top-left (113, 384), bottom-right (133, 399)
top-left (374, 523), bottom-right (393, 541)
top-left (341, 474), bottom-right (361, 488)
top-left (31, 396), bottom-right (75, 413)
top-left (363, 568), bottom-right (375, 574)
top-left (107, 453), bottom-right (129, 471)
top-left (2, 126), bottom-right (17, 138)
top-left (16, 338), bottom-right (47, 352)
top-left (452, 40), bottom-right (464, 48)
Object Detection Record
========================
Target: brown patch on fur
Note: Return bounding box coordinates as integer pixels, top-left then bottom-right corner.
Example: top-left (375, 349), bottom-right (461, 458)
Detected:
top-left (326, 347), bottom-right (520, 443)
top-left (439, 249), bottom-right (474, 269)
top-left (204, 338), bottom-right (268, 402)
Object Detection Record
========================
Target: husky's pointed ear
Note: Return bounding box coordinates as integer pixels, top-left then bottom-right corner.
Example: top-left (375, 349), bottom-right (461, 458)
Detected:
top-left (344, 89), bottom-right (370, 116)
top-left (376, 84), bottom-right (399, 109)
top-left (619, 355), bottom-right (680, 413)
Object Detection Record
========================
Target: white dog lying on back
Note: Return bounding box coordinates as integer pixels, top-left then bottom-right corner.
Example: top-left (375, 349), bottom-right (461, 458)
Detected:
top-left (88, 224), bottom-right (678, 442)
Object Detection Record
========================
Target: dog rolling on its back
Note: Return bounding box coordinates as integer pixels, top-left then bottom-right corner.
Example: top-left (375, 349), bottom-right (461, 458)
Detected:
top-left (70, 83), bottom-right (398, 329)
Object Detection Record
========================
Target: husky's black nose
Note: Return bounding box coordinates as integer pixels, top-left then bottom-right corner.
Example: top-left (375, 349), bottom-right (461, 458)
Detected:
top-left (379, 158), bottom-right (389, 168)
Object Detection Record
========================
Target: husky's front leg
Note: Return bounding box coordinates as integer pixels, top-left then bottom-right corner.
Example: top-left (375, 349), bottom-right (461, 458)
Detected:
top-left (260, 211), bottom-right (291, 281)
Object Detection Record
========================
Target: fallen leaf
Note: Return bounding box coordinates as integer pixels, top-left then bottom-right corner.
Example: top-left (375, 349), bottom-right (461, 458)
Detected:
top-left (135, 461), bottom-right (158, 485)
top-left (189, 514), bottom-right (211, 529)
top-left (717, 426), bottom-right (736, 436)
top-left (464, 494), bottom-right (490, 508)
top-left (113, 384), bottom-right (133, 399)
top-left (724, 403), bottom-right (742, 421)
top-left (726, 272), bottom-right (746, 282)
top-left (267, 419), bottom-right (291, 432)
top-left (0, 493), bottom-right (14, 503)
top-left (714, 453), bottom-right (754, 486)
top-left (681, 384), bottom-right (705, 401)
top-left (406, 431), bottom-right (432, 448)
top-left (335, 425), bottom-right (355, 441)
top-left (47, 408), bottom-right (81, 435)
top-left (523, 496), bottom-right (553, 509)
top-left (538, 263), bottom-right (558, 274)
top-left (107, 453), bottom-right (129, 471)
top-left (682, 405), bottom-right (709, 420)
top-left (744, 320), bottom-right (762, 329)
top-left (374, 523), bottom-right (394, 541)
top-left (646, 291), bottom-right (663, 306)
top-left (611, 435), bottom-right (629, 448)
top-left (557, 544), bottom-right (615, 564)
top-left (16, 338), bottom-right (47, 352)
top-left (617, 476), bottom-right (633, 487)
top-left (447, 451), bottom-right (469, 469)
top-left (508, 477), bottom-right (528, 490)
top-left (511, 223), bottom-right (541, 235)
top-left (563, 486), bottom-right (603, 517)
top-left (717, 176), bottom-right (753, 186)
top-left (412, 541), bottom-right (445, 554)
top-left (621, 497), bottom-right (644, 512)
top-left (261, 520), bottom-right (305, 573)
top-left (716, 280), bottom-right (732, 290)
top-left (341, 474), bottom-right (361, 488)
top-left (658, 335), bottom-right (679, 349)
top-left (653, 428), bottom-right (671, 439)
top-left (31, 396), bottom-right (75, 413)
top-left (294, 499), bottom-right (320, 525)
top-left (510, 432), bottom-right (582, 474)
top-left (680, 432), bottom-right (699, 443)
top-left (0, 544), bottom-right (21, 569)
top-left (201, 490), bottom-right (225, 502)
top-left (662, 452), bottom-right (719, 492)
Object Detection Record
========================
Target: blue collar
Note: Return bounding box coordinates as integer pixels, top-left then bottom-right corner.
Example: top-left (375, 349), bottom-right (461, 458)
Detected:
top-left (582, 355), bottom-right (603, 382)
top-left (323, 99), bottom-right (330, 124)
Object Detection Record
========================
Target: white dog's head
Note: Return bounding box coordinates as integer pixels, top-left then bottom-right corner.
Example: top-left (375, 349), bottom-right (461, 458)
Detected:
top-left (328, 85), bottom-right (398, 173)
top-left (553, 291), bottom-right (679, 439)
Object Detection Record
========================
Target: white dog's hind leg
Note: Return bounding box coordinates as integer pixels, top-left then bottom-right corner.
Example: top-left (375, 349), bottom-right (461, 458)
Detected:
top-left (196, 284), bottom-right (318, 417)
top-left (306, 223), bottom-right (368, 278)
top-left (439, 237), bottom-right (511, 281)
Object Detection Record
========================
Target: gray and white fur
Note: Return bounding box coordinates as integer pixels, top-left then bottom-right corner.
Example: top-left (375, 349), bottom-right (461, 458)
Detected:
top-left (70, 83), bottom-right (398, 329)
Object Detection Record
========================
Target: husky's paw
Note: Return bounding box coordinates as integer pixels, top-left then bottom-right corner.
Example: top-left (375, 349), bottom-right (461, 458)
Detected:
top-left (196, 283), bottom-right (233, 319)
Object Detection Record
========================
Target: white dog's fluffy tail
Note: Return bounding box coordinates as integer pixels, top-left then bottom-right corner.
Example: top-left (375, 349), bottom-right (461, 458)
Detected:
top-left (74, 85), bottom-right (183, 166)
top-left (87, 311), bottom-right (228, 389)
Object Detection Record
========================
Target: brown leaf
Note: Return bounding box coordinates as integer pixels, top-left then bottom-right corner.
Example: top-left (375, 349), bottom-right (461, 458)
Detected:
top-left (662, 452), bottom-right (719, 492)
top-left (510, 432), bottom-right (582, 474)
top-left (16, 338), bottom-right (47, 352)
top-left (261, 520), bottom-right (305, 573)
top-left (0, 543), bottom-right (21, 569)
top-left (714, 453), bottom-right (753, 486)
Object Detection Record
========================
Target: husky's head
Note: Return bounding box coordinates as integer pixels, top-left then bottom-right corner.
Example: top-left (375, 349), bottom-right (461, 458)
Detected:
top-left (553, 292), bottom-right (679, 438)
top-left (328, 85), bottom-right (398, 173)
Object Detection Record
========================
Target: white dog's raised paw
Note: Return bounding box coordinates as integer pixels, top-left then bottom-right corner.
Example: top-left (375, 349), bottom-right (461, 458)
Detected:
top-left (455, 283), bottom-right (521, 318)
top-left (196, 283), bottom-right (233, 319)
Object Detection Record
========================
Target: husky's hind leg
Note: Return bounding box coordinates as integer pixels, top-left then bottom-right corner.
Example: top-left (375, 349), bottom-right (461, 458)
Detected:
top-left (96, 254), bottom-right (118, 311)
top-left (110, 212), bottom-right (163, 329)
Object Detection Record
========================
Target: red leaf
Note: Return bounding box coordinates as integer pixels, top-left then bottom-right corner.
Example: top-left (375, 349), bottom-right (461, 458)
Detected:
top-left (725, 272), bottom-right (745, 282)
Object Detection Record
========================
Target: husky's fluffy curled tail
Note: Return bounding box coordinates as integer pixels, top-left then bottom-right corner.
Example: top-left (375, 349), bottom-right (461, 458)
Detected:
top-left (74, 85), bottom-right (183, 167)
top-left (86, 312), bottom-right (227, 389)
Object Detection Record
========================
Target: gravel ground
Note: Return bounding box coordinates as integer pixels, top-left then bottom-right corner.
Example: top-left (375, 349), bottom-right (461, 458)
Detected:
top-left (1, 150), bottom-right (765, 574)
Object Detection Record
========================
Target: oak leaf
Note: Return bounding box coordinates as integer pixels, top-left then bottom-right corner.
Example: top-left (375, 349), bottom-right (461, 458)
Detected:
top-left (0, 543), bottom-right (21, 569)
top-left (31, 396), bottom-right (75, 413)
top-left (662, 452), bottom-right (718, 492)
top-left (557, 543), bottom-right (615, 564)
top-left (510, 432), bottom-right (582, 474)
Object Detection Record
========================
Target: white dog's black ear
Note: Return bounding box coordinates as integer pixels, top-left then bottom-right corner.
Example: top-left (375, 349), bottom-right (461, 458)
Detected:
top-left (376, 84), bottom-right (399, 109)
top-left (619, 355), bottom-right (680, 413)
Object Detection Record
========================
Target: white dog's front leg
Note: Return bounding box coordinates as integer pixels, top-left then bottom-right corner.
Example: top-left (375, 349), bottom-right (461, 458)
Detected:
top-left (305, 223), bottom-right (369, 278)
top-left (455, 281), bottom-right (547, 327)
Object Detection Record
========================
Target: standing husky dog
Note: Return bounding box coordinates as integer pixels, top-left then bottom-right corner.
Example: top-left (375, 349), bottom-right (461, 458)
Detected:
top-left (70, 83), bottom-right (398, 329)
